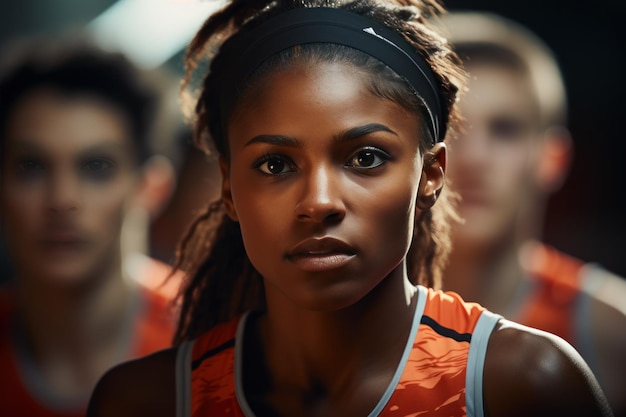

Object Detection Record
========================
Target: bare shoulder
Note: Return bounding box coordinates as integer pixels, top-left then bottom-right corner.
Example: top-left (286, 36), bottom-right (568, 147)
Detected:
top-left (483, 319), bottom-right (613, 417)
top-left (87, 346), bottom-right (178, 417)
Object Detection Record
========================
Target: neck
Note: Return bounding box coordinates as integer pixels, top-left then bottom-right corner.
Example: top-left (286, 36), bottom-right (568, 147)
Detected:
top-left (260, 266), bottom-right (417, 396)
top-left (11, 259), bottom-right (135, 400)
top-left (15, 268), bottom-right (131, 349)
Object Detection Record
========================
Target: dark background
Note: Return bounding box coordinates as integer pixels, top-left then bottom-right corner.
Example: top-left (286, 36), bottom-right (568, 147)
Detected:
top-left (1, 0), bottom-right (624, 277)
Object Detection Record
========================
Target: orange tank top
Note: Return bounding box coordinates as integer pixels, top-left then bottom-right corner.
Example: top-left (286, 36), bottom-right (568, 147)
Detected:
top-left (175, 285), bottom-right (501, 417)
top-left (516, 243), bottom-right (585, 343)
top-left (0, 284), bottom-right (175, 417)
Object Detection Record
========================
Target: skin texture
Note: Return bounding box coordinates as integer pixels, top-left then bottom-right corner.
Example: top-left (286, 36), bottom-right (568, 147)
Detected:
top-left (87, 61), bottom-right (611, 417)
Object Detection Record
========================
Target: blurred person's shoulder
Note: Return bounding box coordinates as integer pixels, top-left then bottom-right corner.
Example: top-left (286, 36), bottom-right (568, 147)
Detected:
top-left (129, 266), bottom-right (180, 358)
top-left (521, 240), bottom-right (626, 414)
top-left (520, 239), bottom-right (626, 314)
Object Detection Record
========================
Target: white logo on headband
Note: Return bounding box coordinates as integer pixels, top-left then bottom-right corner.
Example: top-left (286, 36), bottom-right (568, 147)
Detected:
top-left (363, 27), bottom-right (383, 39)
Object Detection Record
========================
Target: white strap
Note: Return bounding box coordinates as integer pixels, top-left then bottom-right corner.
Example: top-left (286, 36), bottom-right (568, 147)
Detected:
top-left (175, 340), bottom-right (194, 417)
top-left (465, 310), bottom-right (502, 417)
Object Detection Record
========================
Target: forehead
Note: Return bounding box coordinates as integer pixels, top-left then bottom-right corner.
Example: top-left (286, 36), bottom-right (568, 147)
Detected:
top-left (4, 88), bottom-right (133, 155)
top-left (228, 61), bottom-right (419, 148)
top-left (461, 62), bottom-right (539, 121)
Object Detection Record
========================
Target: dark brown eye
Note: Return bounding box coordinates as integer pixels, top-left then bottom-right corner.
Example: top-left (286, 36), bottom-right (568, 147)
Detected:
top-left (489, 116), bottom-right (528, 140)
top-left (255, 154), bottom-right (295, 175)
top-left (347, 147), bottom-right (389, 169)
top-left (265, 158), bottom-right (285, 174)
top-left (82, 158), bottom-right (116, 181)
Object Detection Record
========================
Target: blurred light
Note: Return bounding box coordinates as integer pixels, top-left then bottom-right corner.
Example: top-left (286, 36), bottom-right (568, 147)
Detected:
top-left (87, 0), bottom-right (225, 68)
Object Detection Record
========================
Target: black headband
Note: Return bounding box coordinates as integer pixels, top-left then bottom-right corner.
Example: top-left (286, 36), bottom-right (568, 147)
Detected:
top-left (218, 7), bottom-right (448, 144)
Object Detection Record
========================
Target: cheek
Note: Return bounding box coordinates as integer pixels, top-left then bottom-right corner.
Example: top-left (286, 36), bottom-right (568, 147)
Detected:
top-left (382, 186), bottom-right (416, 230)
top-left (493, 150), bottom-right (533, 199)
top-left (82, 178), bottom-right (137, 231)
top-left (352, 177), bottom-right (418, 255)
top-left (1, 185), bottom-right (44, 232)
top-left (494, 139), bottom-right (532, 174)
top-left (231, 184), bottom-right (288, 263)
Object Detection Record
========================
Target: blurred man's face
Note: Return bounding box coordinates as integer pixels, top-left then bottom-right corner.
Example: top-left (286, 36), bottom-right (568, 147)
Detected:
top-left (0, 88), bottom-right (139, 285)
top-left (447, 62), bottom-right (543, 247)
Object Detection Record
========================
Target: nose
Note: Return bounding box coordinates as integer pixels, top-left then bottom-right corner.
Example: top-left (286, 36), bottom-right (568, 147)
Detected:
top-left (453, 125), bottom-right (490, 168)
top-left (47, 170), bottom-right (80, 213)
top-left (295, 164), bottom-right (346, 224)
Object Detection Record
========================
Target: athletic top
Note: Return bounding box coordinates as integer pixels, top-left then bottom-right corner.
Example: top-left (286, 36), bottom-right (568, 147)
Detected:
top-left (175, 285), bottom-right (502, 417)
top-left (0, 283), bottom-right (175, 417)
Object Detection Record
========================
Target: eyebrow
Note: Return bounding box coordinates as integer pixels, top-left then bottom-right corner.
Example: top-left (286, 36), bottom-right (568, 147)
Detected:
top-left (336, 123), bottom-right (398, 142)
top-left (6, 139), bottom-right (127, 157)
top-left (244, 134), bottom-right (301, 148)
top-left (78, 144), bottom-right (127, 157)
top-left (243, 123), bottom-right (398, 148)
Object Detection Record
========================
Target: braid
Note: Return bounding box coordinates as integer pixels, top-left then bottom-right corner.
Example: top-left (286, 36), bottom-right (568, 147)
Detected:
top-left (173, 199), bottom-right (264, 343)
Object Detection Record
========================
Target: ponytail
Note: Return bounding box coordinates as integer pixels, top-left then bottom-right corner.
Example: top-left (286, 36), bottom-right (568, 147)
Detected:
top-left (173, 200), bottom-right (264, 343)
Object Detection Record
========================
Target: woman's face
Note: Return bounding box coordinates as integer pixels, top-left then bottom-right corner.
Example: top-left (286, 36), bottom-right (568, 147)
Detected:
top-left (223, 61), bottom-right (437, 311)
top-left (0, 88), bottom-right (140, 285)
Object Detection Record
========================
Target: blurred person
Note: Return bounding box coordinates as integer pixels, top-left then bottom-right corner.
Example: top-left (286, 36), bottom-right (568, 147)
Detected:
top-left (0, 38), bottom-right (178, 416)
top-left (438, 11), bottom-right (626, 416)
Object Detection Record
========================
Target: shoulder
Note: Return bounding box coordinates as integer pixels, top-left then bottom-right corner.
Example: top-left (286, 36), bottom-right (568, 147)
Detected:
top-left (87, 346), bottom-right (178, 417)
top-left (483, 319), bottom-right (613, 417)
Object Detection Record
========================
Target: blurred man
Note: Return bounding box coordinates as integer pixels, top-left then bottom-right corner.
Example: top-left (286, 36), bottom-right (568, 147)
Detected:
top-left (439, 12), bottom-right (626, 416)
top-left (0, 39), bottom-right (178, 416)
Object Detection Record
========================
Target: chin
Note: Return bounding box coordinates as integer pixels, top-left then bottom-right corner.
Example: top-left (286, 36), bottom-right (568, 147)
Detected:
top-left (34, 263), bottom-right (101, 288)
top-left (294, 281), bottom-right (381, 313)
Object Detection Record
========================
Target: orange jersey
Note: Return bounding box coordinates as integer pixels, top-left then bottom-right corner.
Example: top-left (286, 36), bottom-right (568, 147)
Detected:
top-left (516, 243), bottom-right (586, 344)
top-left (175, 285), bottom-right (501, 417)
top-left (0, 284), bottom-right (175, 417)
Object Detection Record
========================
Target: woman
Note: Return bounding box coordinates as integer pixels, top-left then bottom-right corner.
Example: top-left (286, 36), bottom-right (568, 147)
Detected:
top-left (88, 1), bottom-right (612, 416)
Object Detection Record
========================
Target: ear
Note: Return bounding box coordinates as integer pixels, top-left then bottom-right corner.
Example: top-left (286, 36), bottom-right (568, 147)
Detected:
top-left (219, 156), bottom-right (238, 222)
top-left (134, 155), bottom-right (176, 219)
top-left (416, 142), bottom-right (447, 210)
top-left (535, 127), bottom-right (573, 193)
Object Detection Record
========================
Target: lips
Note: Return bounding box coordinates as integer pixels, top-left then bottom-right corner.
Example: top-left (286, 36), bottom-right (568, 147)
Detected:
top-left (286, 237), bottom-right (356, 272)
top-left (40, 230), bottom-right (89, 250)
